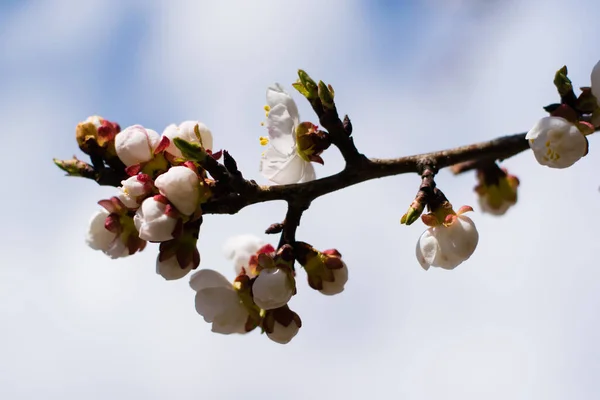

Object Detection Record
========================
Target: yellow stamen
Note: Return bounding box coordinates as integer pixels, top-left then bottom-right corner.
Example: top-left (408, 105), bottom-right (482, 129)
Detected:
top-left (259, 136), bottom-right (269, 146)
top-left (264, 105), bottom-right (271, 118)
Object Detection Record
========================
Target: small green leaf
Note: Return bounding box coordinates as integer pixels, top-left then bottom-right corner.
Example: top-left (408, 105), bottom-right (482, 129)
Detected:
top-left (173, 138), bottom-right (207, 162)
top-left (554, 65), bottom-right (573, 97)
top-left (318, 80), bottom-right (334, 109)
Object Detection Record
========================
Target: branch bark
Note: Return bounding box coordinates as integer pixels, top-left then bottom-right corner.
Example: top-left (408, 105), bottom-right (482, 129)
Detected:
top-left (200, 132), bottom-right (528, 215)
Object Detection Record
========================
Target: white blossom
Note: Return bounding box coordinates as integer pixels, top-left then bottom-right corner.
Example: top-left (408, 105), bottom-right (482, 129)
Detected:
top-left (259, 84), bottom-right (315, 184)
top-left (252, 268), bottom-right (293, 310)
top-left (267, 319), bottom-right (300, 344)
top-left (525, 116), bottom-right (587, 169)
top-left (156, 255), bottom-right (194, 281)
top-left (189, 269), bottom-right (248, 334)
top-left (223, 234), bottom-right (266, 277)
top-left (163, 121), bottom-right (213, 158)
top-left (154, 166), bottom-right (200, 216)
top-left (85, 209), bottom-right (129, 258)
top-left (416, 214), bottom-right (479, 270)
top-left (115, 125), bottom-right (160, 166)
top-left (134, 197), bottom-right (178, 242)
top-left (320, 262), bottom-right (348, 296)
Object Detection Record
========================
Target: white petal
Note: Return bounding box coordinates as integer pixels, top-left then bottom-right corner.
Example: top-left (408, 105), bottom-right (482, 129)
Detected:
top-left (260, 149), bottom-right (307, 185)
top-left (86, 209), bottom-right (115, 251)
top-left (415, 229), bottom-right (439, 270)
top-left (266, 84), bottom-right (300, 123)
top-left (299, 161), bottom-right (316, 183)
top-left (211, 303), bottom-right (248, 334)
top-left (194, 287), bottom-right (237, 322)
top-left (154, 166), bottom-right (200, 216)
top-left (266, 104), bottom-right (296, 154)
top-left (189, 269), bottom-right (231, 292)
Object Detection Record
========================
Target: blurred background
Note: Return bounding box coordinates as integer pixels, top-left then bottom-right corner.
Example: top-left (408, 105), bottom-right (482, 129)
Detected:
top-left (1, 0), bottom-right (600, 399)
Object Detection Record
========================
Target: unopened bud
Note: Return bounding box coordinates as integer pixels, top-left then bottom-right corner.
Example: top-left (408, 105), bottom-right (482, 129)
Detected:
top-left (318, 80), bottom-right (335, 109)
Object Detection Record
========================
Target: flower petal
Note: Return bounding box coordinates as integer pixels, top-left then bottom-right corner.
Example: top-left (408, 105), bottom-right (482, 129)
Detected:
top-left (266, 104), bottom-right (296, 154)
top-left (194, 287), bottom-right (236, 322)
top-left (267, 84), bottom-right (299, 123)
top-left (416, 229), bottom-right (439, 270)
top-left (260, 148), bottom-right (307, 184)
top-left (189, 269), bottom-right (231, 292)
top-left (299, 161), bottom-right (316, 183)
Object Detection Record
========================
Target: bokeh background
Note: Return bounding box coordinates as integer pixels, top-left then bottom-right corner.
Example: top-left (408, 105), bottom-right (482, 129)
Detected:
top-left (2, 0), bottom-right (600, 399)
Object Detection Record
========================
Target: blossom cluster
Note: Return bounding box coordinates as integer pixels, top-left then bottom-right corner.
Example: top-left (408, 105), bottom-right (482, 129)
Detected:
top-left (190, 236), bottom-right (348, 343)
top-left (84, 119), bottom-right (214, 280)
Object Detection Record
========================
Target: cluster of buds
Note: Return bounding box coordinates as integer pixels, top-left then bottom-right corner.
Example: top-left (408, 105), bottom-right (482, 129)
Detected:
top-left (78, 117), bottom-right (215, 280)
top-left (401, 168), bottom-right (479, 270)
top-left (525, 63), bottom-right (600, 169)
top-left (190, 235), bottom-right (348, 344)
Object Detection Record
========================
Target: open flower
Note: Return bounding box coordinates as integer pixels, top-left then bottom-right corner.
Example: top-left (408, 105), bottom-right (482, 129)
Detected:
top-left (259, 84), bottom-right (316, 184)
top-left (133, 196), bottom-right (179, 242)
top-left (162, 121), bottom-right (213, 158)
top-left (189, 269), bottom-right (249, 334)
top-left (115, 125), bottom-right (161, 167)
top-left (154, 166), bottom-right (201, 216)
top-left (416, 206), bottom-right (479, 270)
top-left (525, 116), bottom-right (587, 169)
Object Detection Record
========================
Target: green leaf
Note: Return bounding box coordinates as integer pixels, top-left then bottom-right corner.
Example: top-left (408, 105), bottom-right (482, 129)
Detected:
top-left (173, 138), bottom-right (207, 162)
top-left (553, 65), bottom-right (573, 97)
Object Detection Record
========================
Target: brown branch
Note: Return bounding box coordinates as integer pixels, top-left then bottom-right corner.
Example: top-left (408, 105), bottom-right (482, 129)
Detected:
top-left (200, 132), bottom-right (528, 215)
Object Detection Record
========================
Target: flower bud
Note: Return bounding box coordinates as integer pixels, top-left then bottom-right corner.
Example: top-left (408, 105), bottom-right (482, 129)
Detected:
top-left (115, 125), bottom-right (160, 167)
top-left (475, 166), bottom-right (519, 216)
top-left (162, 121), bottom-right (213, 158)
top-left (86, 208), bottom-right (145, 258)
top-left (295, 122), bottom-right (330, 164)
top-left (416, 206), bottom-right (478, 270)
top-left (295, 243), bottom-right (348, 296)
top-left (263, 305), bottom-right (302, 344)
top-left (156, 254), bottom-right (196, 281)
top-left (133, 196), bottom-right (179, 242)
top-left (252, 267), bottom-right (294, 310)
top-left (154, 166), bottom-right (204, 216)
top-left (76, 115), bottom-right (120, 154)
top-left (156, 221), bottom-right (202, 281)
top-left (189, 269), bottom-right (250, 334)
top-left (525, 116), bottom-right (587, 169)
top-left (118, 174), bottom-right (154, 209)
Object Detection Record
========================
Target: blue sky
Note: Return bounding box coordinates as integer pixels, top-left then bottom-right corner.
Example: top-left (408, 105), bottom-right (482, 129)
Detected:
top-left (1, 0), bottom-right (600, 399)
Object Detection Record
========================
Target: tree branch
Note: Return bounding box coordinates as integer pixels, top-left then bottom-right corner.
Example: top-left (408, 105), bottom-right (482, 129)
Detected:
top-left (200, 132), bottom-right (528, 215)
